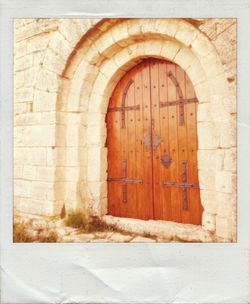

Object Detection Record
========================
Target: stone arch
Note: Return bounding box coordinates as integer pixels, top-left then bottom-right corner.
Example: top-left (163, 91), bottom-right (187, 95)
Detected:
top-left (36, 18), bottom-right (234, 240)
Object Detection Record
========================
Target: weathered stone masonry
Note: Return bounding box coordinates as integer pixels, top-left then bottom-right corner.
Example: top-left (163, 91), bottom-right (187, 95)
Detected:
top-left (14, 18), bottom-right (236, 241)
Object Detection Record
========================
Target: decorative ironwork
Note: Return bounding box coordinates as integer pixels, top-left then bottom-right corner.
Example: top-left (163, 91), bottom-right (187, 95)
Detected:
top-left (162, 160), bottom-right (199, 210)
top-left (159, 71), bottom-right (198, 126)
top-left (107, 160), bottom-right (143, 203)
top-left (141, 130), bottom-right (162, 153)
top-left (152, 132), bottom-right (161, 152)
top-left (181, 160), bottom-right (188, 210)
top-left (163, 181), bottom-right (199, 188)
top-left (160, 98), bottom-right (198, 108)
top-left (107, 79), bottom-right (140, 129)
top-left (161, 154), bottom-right (172, 168)
top-left (142, 131), bottom-right (151, 152)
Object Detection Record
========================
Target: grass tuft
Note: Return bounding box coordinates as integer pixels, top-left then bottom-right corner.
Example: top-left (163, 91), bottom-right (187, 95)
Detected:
top-left (64, 212), bottom-right (116, 233)
top-left (13, 222), bottom-right (34, 242)
top-left (13, 220), bottom-right (59, 243)
top-left (64, 211), bottom-right (89, 230)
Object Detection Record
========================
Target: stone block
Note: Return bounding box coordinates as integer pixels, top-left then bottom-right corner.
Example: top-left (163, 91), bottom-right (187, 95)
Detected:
top-left (94, 31), bottom-right (116, 59)
top-left (14, 165), bottom-right (23, 179)
top-left (65, 125), bottom-right (80, 147)
top-left (208, 74), bottom-right (230, 96)
top-left (87, 147), bottom-right (107, 182)
top-left (199, 51), bottom-right (225, 79)
top-left (28, 148), bottom-right (47, 166)
top-left (14, 179), bottom-right (31, 197)
top-left (173, 46), bottom-right (196, 70)
top-left (200, 190), bottom-right (217, 214)
top-left (37, 166), bottom-right (55, 182)
top-left (155, 18), bottom-right (179, 37)
top-left (202, 211), bottom-right (216, 232)
top-left (86, 125), bottom-right (106, 146)
top-left (215, 170), bottom-right (234, 194)
top-left (219, 119), bottom-right (236, 148)
top-left (160, 40), bottom-right (181, 61)
top-left (64, 167), bottom-right (80, 182)
top-left (87, 181), bottom-right (107, 200)
top-left (23, 165), bottom-right (37, 180)
top-left (59, 20), bottom-right (83, 47)
top-left (14, 40), bottom-right (27, 58)
top-left (23, 67), bottom-right (40, 87)
top-left (88, 92), bottom-right (107, 114)
top-left (15, 20), bottom-right (59, 42)
top-left (27, 34), bottom-right (50, 53)
top-left (194, 82), bottom-right (210, 103)
top-left (33, 51), bottom-right (44, 67)
top-left (198, 149), bottom-right (224, 171)
top-left (216, 192), bottom-right (236, 218)
top-left (65, 148), bottom-right (79, 166)
top-left (24, 125), bottom-right (56, 146)
top-left (36, 69), bottom-right (59, 92)
top-left (31, 181), bottom-right (54, 200)
top-left (114, 48), bottom-right (131, 70)
top-left (50, 182), bottom-right (66, 201)
top-left (141, 18), bottom-right (158, 34)
top-left (15, 87), bottom-right (34, 103)
top-left (216, 215), bottom-right (233, 240)
top-left (46, 147), bottom-right (66, 166)
top-left (191, 31), bottom-right (215, 57)
top-left (43, 48), bottom-right (66, 75)
top-left (144, 40), bottom-right (164, 56)
top-left (197, 122), bottom-right (220, 149)
top-left (14, 126), bottom-right (26, 146)
top-left (186, 59), bottom-right (206, 86)
top-left (197, 103), bottom-right (212, 122)
top-left (224, 148), bottom-right (236, 172)
top-left (14, 54), bottom-right (33, 72)
top-left (175, 20), bottom-right (198, 46)
top-left (14, 102), bottom-right (29, 115)
top-left (209, 95), bottom-right (232, 121)
top-left (14, 71), bottom-right (25, 89)
top-left (111, 22), bottom-right (129, 47)
top-left (14, 148), bottom-right (28, 165)
top-left (199, 169), bottom-right (215, 190)
top-left (49, 32), bottom-right (72, 60)
top-left (87, 113), bottom-right (105, 126)
top-left (40, 112), bottom-right (57, 124)
top-left (33, 90), bottom-right (57, 112)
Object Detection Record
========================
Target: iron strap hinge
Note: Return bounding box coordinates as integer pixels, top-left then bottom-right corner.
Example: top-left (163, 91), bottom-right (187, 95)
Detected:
top-left (107, 160), bottom-right (143, 203)
top-left (162, 181), bottom-right (199, 188)
top-left (107, 178), bottom-right (143, 184)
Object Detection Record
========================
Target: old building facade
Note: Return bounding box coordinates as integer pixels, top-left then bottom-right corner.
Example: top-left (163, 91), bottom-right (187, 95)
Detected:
top-left (14, 18), bottom-right (236, 242)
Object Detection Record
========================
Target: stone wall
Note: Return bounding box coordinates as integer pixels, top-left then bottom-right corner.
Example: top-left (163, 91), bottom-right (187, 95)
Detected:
top-left (14, 18), bottom-right (236, 242)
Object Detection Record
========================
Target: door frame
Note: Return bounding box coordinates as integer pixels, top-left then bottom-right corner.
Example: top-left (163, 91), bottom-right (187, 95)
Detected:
top-left (51, 19), bottom-right (235, 240)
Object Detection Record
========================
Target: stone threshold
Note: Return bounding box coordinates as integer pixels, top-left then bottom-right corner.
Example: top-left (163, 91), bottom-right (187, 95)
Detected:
top-left (102, 215), bottom-right (216, 242)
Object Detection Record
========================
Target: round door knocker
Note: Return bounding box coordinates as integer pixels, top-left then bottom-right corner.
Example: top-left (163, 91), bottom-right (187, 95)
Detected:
top-left (161, 154), bottom-right (172, 168)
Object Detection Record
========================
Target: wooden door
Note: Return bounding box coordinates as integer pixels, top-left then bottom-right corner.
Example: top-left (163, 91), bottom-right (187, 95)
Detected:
top-left (106, 58), bottom-right (203, 225)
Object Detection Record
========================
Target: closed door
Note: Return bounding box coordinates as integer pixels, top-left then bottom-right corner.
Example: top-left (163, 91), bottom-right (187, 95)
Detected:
top-left (106, 58), bottom-right (203, 225)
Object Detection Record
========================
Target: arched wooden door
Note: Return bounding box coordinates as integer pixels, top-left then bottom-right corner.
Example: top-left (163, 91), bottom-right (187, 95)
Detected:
top-left (106, 58), bottom-right (203, 225)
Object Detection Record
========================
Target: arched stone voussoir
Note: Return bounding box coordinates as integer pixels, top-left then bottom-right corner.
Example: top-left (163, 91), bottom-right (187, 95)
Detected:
top-left (86, 39), bottom-right (209, 115)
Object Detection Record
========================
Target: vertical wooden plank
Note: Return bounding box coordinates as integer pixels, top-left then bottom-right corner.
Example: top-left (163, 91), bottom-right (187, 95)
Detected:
top-left (134, 64), bottom-right (144, 219)
top-left (158, 60), bottom-right (172, 220)
top-left (176, 65), bottom-right (190, 224)
top-left (107, 82), bottom-right (122, 217)
top-left (167, 62), bottom-right (181, 223)
top-left (150, 60), bottom-right (163, 219)
top-left (185, 73), bottom-right (202, 224)
top-left (141, 60), bottom-right (154, 219)
top-left (126, 74), bottom-right (137, 218)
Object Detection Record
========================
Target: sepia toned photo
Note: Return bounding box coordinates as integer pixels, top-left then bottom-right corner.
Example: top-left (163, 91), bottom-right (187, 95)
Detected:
top-left (13, 18), bottom-right (237, 243)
